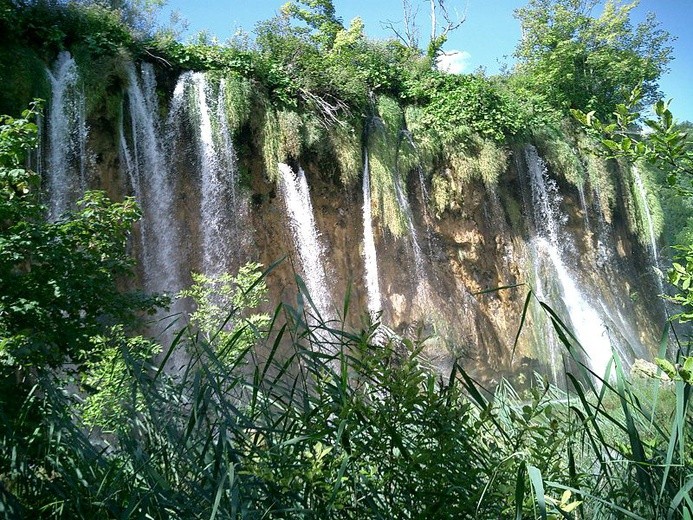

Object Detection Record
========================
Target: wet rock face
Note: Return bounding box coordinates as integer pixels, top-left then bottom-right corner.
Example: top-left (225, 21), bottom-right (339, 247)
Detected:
top-left (48, 61), bottom-right (665, 386)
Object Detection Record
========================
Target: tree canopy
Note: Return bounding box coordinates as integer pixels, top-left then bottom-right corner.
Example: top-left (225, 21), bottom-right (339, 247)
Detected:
top-left (514, 0), bottom-right (673, 119)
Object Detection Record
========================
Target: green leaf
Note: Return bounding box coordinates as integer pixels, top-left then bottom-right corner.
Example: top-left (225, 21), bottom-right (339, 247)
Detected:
top-left (655, 358), bottom-right (677, 379)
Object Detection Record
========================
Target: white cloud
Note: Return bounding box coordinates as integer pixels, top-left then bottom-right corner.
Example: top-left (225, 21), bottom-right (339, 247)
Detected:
top-left (435, 50), bottom-right (471, 74)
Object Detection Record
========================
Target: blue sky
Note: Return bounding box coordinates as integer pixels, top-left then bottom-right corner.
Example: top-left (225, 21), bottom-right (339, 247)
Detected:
top-left (159, 0), bottom-right (693, 121)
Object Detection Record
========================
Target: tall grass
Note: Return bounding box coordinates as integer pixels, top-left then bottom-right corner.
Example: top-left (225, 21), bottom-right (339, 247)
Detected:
top-left (1, 271), bottom-right (691, 518)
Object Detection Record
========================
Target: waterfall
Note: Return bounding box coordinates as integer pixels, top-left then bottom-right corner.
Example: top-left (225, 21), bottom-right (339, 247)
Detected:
top-left (524, 146), bottom-right (619, 378)
top-left (632, 165), bottom-right (663, 292)
top-left (191, 73), bottom-right (239, 276)
top-left (393, 170), bottom-right (426, 282)
top-left (278, 163), bottom-right (332, 318)
top-left (45, 51), bottom-right (89, 219)
top-left (164, 72), bottom-right (244, 278)
top-left (530, 248), bottom-right (561, 384)
top-left (362, 151), bottom-right (382, 316)
top-left (121, 62), bottom-right (181, 295)
top-left (633, 166), bottom-right (659, 263)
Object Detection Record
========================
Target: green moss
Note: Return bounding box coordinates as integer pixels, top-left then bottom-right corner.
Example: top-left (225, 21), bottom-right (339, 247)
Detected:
top-left (630, 162), bottom-right (665, 249)
top-left (582, 141), bottom-right (616, 223)
top-left (327, 120), bottom-right (362, 185)
top-left (368, 96), bottom-right (408, 237)
top-left (404, 105), bottom-right (443, 176)
top-left (533, 126), bottom-right (585, 188)
top-left (502, 191), bottom-right (523, 232)
top-left (277, 108), bottom-right (303, 161)
top-left (222, 73), bottom-right (252, 134)
top-left (430, 167), bottom-right (460, 217)
top-left (477, 139), bottom-right (509, 187)
top-left (259, 104), bottom-right (282, 181)
top-left (429, 137), bottom-right (508, 217)
top-left (0, 46), bottom-right (50, 116)
top-left (301, 111), bottom-right (326, 151)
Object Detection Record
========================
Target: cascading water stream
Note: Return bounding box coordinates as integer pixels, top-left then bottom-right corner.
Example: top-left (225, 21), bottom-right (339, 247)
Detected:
top-left (524, 146), bottom-right (620, 378)
top-left (632, 165), bottom-right (664, 293)
top-left (633, 166), bottom-right (659, 264)
top-left (362, 151), bottom-right (382, 316)
top-left (45, 51), bottom-right (89, 219)
top-left (165, 72), bottom-right (245, 278)
top-left (530, 248), bottom-right (561, 384)
top-left (394, 170), bottom-right (426, 282)
top-left (278, 163), bottom-right (332, 319)
top-left (191, 73), bottom-right (239, 276)
top-left (121, 62), bottom-right (181, 295)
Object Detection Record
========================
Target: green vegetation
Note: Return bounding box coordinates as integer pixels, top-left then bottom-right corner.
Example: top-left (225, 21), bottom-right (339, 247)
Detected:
top-left (368, 95), bottom-right (409, 237)
top-left (514, 0), bottom-right (672, 120)
top-left (2, 271), bottom-right (691, 517)
top-left (1, 0), bottom-right (691, 518)
top-left (0, 102), bottom-right (159, 371)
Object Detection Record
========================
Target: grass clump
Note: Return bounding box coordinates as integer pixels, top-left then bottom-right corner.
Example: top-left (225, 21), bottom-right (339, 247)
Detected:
top-left (277, 108), bottom-right (304, 161)
top-left (404, 105), bottom-right (443, 176)
top-left (326, 119), bottom-right (362, 185)
top-left (258, 103), bottom-right (282, 180)
top-left (222, 73), bottom-right (253, 134)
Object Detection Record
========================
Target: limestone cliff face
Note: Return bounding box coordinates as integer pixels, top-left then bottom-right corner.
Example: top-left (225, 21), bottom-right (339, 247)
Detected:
top-left (48, 58), bottom-right (666, 384)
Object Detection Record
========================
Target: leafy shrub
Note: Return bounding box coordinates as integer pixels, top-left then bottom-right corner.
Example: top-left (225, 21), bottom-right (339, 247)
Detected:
top-left (406, 70), bottom-right (523, 143)
top-left (178, 262), bottom-right (270, 366)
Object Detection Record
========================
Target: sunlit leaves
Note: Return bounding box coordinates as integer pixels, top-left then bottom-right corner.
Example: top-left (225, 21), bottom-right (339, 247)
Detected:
top-left (514, 0), bottom-right (673, 118)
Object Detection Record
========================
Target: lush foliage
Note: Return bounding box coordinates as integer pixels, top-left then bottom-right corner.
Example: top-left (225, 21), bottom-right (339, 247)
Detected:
top-left (2, 281), bottom-right (691, 518)
top-left (1, 0), bottom-right (689, 517)
top-left (514, 0), bottom-right (672, 119)
top-left (0, 102), bottom-right (157, 370)
top-left (406, 71), bottom-right (523, 143)
top-left (179, 263), bottom-right (270, 365)
top-left (0, 101), bottom-right (162, 512)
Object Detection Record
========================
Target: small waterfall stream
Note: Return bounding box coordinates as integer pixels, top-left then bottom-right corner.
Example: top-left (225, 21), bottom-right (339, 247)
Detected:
top-left (577, 184), bottom-right (590, 231)
top-left (191, 73), bottom-right (238, 276)
top-left (632, 165), bottom-right (664, 294)
top-left (394, 173), bottom-right (426, 281)
top-left (165, 72), bottom-right (245, 278)
top-left (524, 146), bottom-right (619, 378)
top-left (362, 151), bottom-right (382, 316)
top-left (633, 166), bottom-right (659, 265)
top-left (45, 51), bottom-right (89, 219)
top-left (121, 62), bottom-right (181, 295)
top-left (278, 163), bottom-right (332, 318)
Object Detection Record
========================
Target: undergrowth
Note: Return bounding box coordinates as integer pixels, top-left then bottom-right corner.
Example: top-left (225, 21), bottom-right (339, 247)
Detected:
top-left (1, 268), bottom-right (691, 519)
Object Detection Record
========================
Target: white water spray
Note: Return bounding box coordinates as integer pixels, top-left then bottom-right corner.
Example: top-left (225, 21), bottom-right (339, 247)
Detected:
top-left (121, 62), bottom-right (181, 294)
top-left (192, 73), bottom-right (239, 276)
top-left (46, 51), bottom-right (89, 219)
top-left (525, 146), bottom-right (617, 378)
top-left (362, 151), bottom-right (382, 316)
top-left (278, 163), bottom-right (332, 318)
